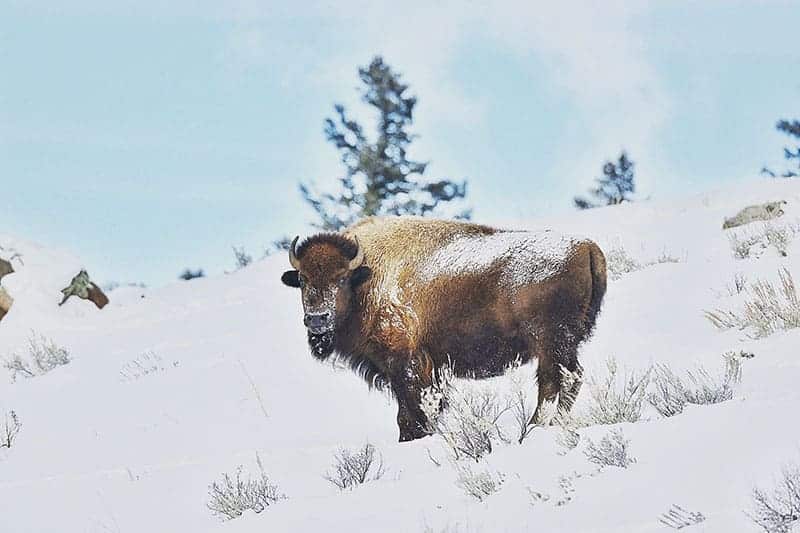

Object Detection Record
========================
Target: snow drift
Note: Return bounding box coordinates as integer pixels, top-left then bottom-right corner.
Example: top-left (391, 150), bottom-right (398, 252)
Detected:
top-left (2, 179), bottom-right (800, 532)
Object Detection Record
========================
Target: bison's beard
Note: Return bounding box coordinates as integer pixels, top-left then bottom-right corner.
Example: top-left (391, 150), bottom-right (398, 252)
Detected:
top-left (307, 330), bottom-right (334, 359)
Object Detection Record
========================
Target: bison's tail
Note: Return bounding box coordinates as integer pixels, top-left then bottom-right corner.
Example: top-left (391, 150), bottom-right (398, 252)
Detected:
top-left (585, 243), bottom-right (607, 335)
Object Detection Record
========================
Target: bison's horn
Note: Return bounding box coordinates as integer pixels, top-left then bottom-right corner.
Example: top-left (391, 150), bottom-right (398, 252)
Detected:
top-left (348, 236), bottom-right (364, 271)
top-left (288, 236), bottom-right (301, 270)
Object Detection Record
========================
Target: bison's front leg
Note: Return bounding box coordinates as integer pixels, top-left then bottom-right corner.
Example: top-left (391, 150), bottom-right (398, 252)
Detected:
top-left (392, 386), bottom-right (428, 442)
top-left (389, 353), bottom-right (434, 442)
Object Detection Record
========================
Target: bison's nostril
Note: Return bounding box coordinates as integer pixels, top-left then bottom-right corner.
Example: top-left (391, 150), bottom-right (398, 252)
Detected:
top-left (304, 312), bottom-right (332, 329)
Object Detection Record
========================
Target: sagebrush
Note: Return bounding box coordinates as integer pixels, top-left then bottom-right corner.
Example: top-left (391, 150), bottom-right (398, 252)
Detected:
top-left (682, 354), bottom-right (742, 404)
top-left (606, 246), bottom-right (642, 281)
top-left (750, 462), bottom-right (800, 533)
top-left (505, 360), bottom-right (537, 444)
top-left (207, 455), bottom-right (285, 521)
top-left (509, 380), bottom-right (536, 445)
top-left (728, 222), bottom-right (797, 260)
top-left (421, 368), bottom-right (510, 462)
top-left (724, 273), bottom-right (748, 296)
top-left (705, 269), bottom-right (800, 338)
top-left (324, 443), bottom-right (385, 490)
top-left (647, 363), bottom-right (688, 418)
top-left (659, 504), bottom-right (706, 530)
top-left (119, 350), bottom-right (179, 382)
top-left (556, 427), bottom-right (581, 455)
top-left (583, 428), bottom-right (636, 468)
top-left (455, 463), bottom-right (505, 502)
top-left (3, 333), bottom-right (70, 381)
top-left (648, 354), bottom-right (743, 417)
top-left (1, 410), bottom-right (21, 448)
top-left (578, 358), bottom-right (650, 426)
top-left (605, 246), bottom-right (681, 281)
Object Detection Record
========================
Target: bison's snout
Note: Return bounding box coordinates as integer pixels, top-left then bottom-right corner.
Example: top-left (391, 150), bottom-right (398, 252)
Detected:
top-left (304, 312), bottom-right (333, 333)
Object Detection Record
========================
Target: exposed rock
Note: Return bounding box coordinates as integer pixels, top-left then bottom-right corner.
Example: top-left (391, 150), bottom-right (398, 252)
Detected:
top-left (723, 200), bottom-right (787, 229)
top-left (59, 270), bottom-right (109, 309)
top-left (0, 258), bottom-right (14, 321)
top-left (0, 287), bottom-right (12, 321)
top-left (0, 257), bottom-right (13, 282)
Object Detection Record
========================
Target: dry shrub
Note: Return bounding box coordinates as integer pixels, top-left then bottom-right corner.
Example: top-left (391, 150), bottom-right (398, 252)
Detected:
top-left (648, 354), bottom-right (743, 417)
top-left (750, 462), bottom-right (800, 533)
top-left (3, 333), bottom-right (70, 381)
top-left (579, 358), bottom-right (651, 426)
top-left (421, 367), bottom-right (510, 462)
top-left (207, 454), bottom-right (285, 521)
top-left (583, 428), bottom-right (636, 468)
top-left (324, 443), bottom-right (385, 490)
top-left (728, 222), bottom-right (798, 260)
top-left (455, 463), bottom-right (505, 501)
top-left (606, 246), bottom-right (642, 281)
top-left (659, 505), bottom-right (706, 530)
top-left (706, 269), bottom-right (800, 338)
top-left (1, 410), bottom-right (21, 448)
top-left (606, 246), bottom-right (682, 281)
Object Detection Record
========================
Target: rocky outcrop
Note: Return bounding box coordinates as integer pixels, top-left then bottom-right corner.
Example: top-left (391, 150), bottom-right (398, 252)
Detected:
top-left (59, 270), bottom-right (109, 309)
top-left (0, 287), bottom-right (12, 321)
top-left (723, 200), bottom-right (787, 229)
top-left (0, 258), bottom-right (14, 321)
top-left (0, 258), bottom-right (13, 281)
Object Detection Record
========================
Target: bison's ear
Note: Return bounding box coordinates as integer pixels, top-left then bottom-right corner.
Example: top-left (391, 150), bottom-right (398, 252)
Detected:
top-left (350, 266), bottom-right (371, 288)
top-left (281, 270), bottom-right (301, 288)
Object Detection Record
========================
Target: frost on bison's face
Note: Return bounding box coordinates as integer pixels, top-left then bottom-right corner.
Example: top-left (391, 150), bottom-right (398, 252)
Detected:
top-left (280, 234), bottom-right (370, 359)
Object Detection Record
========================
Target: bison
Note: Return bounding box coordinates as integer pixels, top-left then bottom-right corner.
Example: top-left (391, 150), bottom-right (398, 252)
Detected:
top-left (281, 217), bottom-right (607, 442)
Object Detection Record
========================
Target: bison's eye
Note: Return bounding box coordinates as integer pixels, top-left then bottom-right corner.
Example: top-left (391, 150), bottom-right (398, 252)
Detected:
top-left (337, 277), bottom-right (348, 287)
top-left (298, 276), bottom-right (306, 288)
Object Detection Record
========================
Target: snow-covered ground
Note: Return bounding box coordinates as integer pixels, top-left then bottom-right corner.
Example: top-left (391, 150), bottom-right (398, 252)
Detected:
top-left (2, 179), bottom-right (800, 532)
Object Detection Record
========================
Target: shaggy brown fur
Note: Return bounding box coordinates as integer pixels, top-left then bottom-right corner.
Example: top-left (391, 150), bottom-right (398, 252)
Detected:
top-left (282, 217), bottom-right (607, 442)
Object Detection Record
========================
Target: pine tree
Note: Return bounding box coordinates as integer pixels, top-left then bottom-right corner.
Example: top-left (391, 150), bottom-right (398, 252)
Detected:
top-left (301, 56), bottom-right (470, 230)
top-left (762, 118), bottom-right (800, 178)
top-left (179, 268), bottom-right (205, 281)
top-left (574, 152), bottom-right (636, 209)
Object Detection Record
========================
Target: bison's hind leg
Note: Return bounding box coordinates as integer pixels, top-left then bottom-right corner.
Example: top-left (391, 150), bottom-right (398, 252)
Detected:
top-left (531, 356), bottom-right (560, 425)
top-left (530, 323), bottom-right (585, 426)
top-left (557, 360), bottom-right (583, 416)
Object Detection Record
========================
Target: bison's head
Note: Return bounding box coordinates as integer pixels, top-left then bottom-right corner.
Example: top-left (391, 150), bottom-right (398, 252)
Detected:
top-left (281, 234), bottom-right (370, 357)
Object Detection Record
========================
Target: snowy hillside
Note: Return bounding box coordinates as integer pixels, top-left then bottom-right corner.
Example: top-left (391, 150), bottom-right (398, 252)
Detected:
top-left (2, 179), bottom-right (800, 532)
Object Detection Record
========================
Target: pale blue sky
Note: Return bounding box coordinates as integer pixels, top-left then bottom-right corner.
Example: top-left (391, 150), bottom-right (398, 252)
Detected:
top-left (1, 1), bottom-right (798, 286)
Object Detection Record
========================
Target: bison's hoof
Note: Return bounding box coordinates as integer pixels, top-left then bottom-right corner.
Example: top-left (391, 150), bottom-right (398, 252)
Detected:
top-left (398, 427), bottom-right (430, 442)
